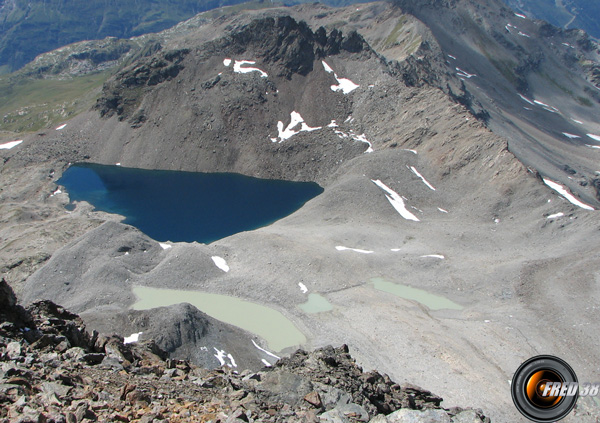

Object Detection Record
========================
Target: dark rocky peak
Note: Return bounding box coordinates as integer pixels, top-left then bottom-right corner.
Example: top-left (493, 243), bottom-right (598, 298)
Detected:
top-left (212, 16), bottom-right (371, 78)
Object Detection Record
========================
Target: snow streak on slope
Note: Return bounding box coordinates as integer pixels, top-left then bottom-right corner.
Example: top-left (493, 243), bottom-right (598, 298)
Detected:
top-left (410, 166), bottom-right (436, 191)
top-left (322, 61), bottom-right (359, 94)
top-left (543, 179), bottom-right (595, 210)
top-left (518, 94), bottom-right (535, 105)
top-left (335, 246), bottom-right (374, 254)
top-left (0, 140), bottom-right (23, 149)
top-left (456, 67), bottom-right (476, 79)
top-left (371, 180), bottom-right (420, 222)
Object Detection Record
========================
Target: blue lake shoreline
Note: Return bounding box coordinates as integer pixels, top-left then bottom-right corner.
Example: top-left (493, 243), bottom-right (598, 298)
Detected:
top-left (58, 163), bottom-right (323, 243)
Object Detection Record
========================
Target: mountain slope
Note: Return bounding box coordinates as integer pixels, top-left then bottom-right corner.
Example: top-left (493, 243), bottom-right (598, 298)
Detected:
top-left (502, 0), bottom-right (600, 39)
top-left (389, 0), bottom-right (600, 206)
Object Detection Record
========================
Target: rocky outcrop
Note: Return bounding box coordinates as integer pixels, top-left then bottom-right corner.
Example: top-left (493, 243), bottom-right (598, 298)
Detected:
top-left (213, 16), bottom-right (372, 78)
top-left (1, 279), bottom-right (490, 422)
top-left (94, 48), bottom-right (190, 120)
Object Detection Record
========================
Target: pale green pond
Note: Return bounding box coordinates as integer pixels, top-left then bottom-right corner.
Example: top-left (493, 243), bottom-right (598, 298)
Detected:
top-left (298, 293), bottom-right (333, 314)
top-left (371, 278), bottom-right (463, 311)
top-left (131, 285), bottom-right (306, 352)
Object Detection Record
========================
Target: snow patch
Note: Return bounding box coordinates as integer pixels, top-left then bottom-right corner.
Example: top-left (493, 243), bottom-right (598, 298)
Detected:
top-left (586, 144), bottom-right (600, 149)
top-left (211, 256), bottom-right (230, 272)
top-left (562, 133), bottom-right (580, 139)
top-left (571, 119), bottom-right (583, 125)
top-left (252, 340), bottom-right (280, 360)
top-left (227, 354), bottom-right (237, 368)
top-left (116, 162), bottom-right (121, 166)
top-left (0, 140), bottom-right (23, 149)
top-left (547, 212), bottom-right (564, 219)
top-left (518, 31), bottom-right (530, 38)
top-left (352, 133), bottom-right (373, 153)
top-left (410, 166), bottom-right (436, 191)
top-left (517, 94), bottom-right (534, 105)
top-left (223, 58), bottom-right (232, 67)
top-left (371, 179), bottom-right (420, 222)
top-left (456, 67), bottom-right (476, 79)
top-left (50, 189), bottom-right (62, 197)
top-left (298, 282), bottom-right (308, 294)
top-left (421, 255), bottom-right (445, 259)
top-left (56, 124), bottom-right (67, 130)
top-left (335, 246), bottom-right (374, 254)
top-left (124, 332), bottom-right (143, 344)
top-left (438, 208), bottom-right (449, 213)
top-left (514, 12), bottom-right (526, 19)
top-left (262, 359), bottom-right (272, 367)
top-left (403, 149), bottom-right (417, 154)
top-left (270, 111), bottom-right (321, 143)
top-left (543, 179), bottom-right (595, 211)
top-left (334, 129), bottom-right (373, 153)
top-left (233, 60), bottom-right (267, 78)
top-left (159, 243), bottom-right (172, 250)
top-left (447, 54), bottom-right (457, 60)
top-left (213, 348), bottom-right (237, 368)
top-left (322, 61), bottom-right (334, 73)
top-left (390, 248), bottom-right (402, 252)
top-left (327, 120), bottom-right (338, 128)
top-left (587, 134), bottom-right (600, 142)
top-left (533, 100), bottom-right (559, 113)
top-left (322, 61), bottom-right (359, 94)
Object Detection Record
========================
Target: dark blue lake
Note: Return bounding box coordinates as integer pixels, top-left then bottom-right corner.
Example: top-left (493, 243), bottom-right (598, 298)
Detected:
top-left (58, 163), bottom-right (323, 243)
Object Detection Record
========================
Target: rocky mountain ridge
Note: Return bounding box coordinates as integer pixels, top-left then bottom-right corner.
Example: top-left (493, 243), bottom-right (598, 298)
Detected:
top-left (1, 279), bottom-right (490, 422)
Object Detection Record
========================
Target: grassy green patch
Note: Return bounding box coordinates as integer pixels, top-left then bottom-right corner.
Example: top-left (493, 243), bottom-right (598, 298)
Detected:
top-left (541, 73), bottom-right (593, 107)
top-left (542, 72), bottom-right (573, 95)
top-left (488, 57), bottom-right (518, 86)
top-left (577, 96), bottom-right (593, 107)
top-left (0, 72), bottom-right (110, 133)
top-left (382, 16), bottom-right (408, 49)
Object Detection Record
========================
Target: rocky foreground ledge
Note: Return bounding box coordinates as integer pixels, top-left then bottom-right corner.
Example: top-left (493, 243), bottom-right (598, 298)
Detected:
top-left (1, 279), bottom-right (489, 423)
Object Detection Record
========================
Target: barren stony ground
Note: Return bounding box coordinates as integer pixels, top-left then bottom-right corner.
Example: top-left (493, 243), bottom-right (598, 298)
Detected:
top-left (1, 1), bottom-right (600, 421)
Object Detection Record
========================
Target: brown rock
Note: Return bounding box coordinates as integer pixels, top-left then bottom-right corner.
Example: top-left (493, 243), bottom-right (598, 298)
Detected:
top-left (119, 384), bottom-right (136, 401)
top-left (125, 389), bottom-right (151, 406)
top-left (303, 391), bottom-right (322, 408)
